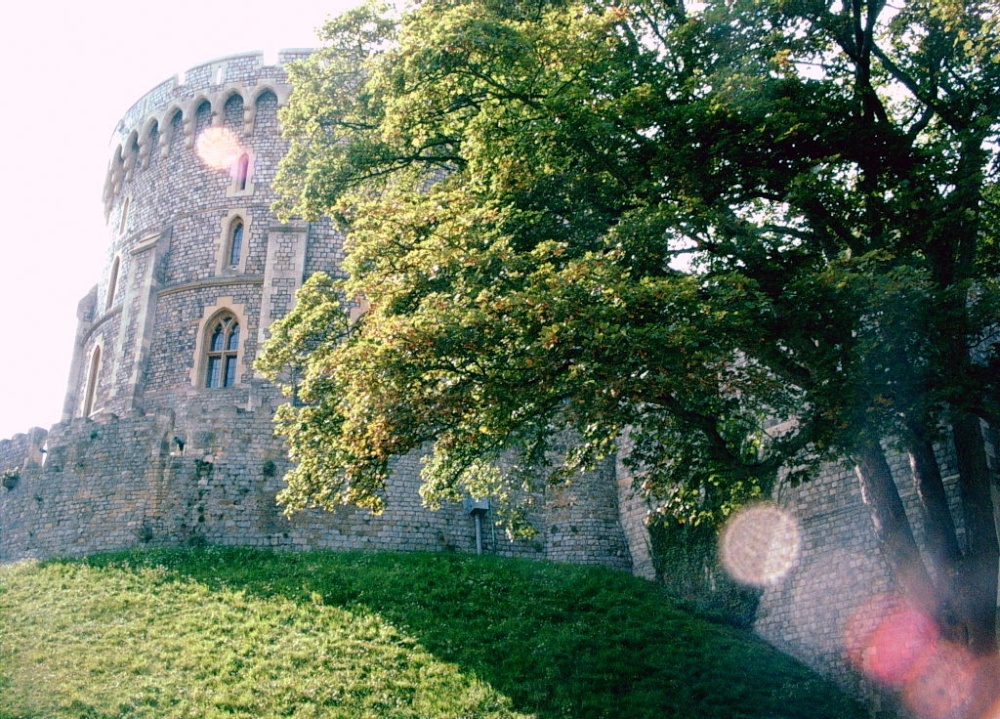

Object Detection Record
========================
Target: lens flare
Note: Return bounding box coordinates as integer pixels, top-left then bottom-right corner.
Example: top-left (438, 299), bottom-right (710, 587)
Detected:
top-left (980, 698), bottom-right (1000, 719)
top-left (719, 502), bottom-right (801, 587)
top-left (195, 127), bottom-right (242, 171)
top-left (846, 594), bottom-right (998, 718)
top-left (845, 593), bottom-right (900, 670)
top-left (903, 642), bottom-right (975, 719)
top-left (865, 603), bottom-right (939, 686)
top-left (970, 656), bottom-right (1000, 719)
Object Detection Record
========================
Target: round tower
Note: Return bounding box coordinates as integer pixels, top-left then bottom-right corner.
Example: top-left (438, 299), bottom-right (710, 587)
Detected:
top-left (64, 50), bottom-right (326, 422)
top-left (0, 51), bottom-right (636, 569)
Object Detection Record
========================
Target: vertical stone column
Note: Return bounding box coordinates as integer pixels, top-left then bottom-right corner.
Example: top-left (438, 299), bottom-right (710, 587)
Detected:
top-left (258, 222), bottom-right (308, 351)
top-left (60, 287), bottom-right (98, 422)
top-left (111, 229), bottom-right (171, 415)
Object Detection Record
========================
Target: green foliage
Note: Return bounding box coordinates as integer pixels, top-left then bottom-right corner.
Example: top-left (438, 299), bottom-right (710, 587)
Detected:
top-left (265, 0), bottom-right (1000, 547)
top-left (0, 548), bottom-right (863, 719)
top-left (648, 517), bottom-right (760, 629)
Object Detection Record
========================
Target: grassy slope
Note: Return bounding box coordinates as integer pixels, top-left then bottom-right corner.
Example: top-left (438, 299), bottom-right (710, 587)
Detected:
top-left (0, 548), bottom-right (861, 719)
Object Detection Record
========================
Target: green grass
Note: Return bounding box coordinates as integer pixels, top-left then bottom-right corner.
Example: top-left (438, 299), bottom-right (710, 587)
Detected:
top-left (0, 547), bottom-right (862, 719)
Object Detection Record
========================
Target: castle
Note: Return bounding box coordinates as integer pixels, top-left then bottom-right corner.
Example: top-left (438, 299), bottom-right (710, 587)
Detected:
top-left (0, 51), bottom-right (640, 570)
top-left (0, 51), bottom-right (989, 694)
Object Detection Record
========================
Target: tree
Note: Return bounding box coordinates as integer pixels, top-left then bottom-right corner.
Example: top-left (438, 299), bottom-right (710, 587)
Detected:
top-left (261, 0), bottom-right (1000, 652)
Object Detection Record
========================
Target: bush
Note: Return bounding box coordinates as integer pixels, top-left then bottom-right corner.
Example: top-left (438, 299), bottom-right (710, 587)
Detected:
top-left (649, 517), bottom-right (761, 628)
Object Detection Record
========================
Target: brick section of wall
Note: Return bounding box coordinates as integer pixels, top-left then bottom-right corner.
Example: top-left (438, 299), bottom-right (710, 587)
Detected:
top-left (755, 441), bottom-right (965, 691)
top-left (754, 463), bottom-right (892, 692)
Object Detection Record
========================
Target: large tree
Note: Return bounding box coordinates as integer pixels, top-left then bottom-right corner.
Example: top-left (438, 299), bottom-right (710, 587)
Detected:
top-left (260, 0), bottom-right (1000, 651)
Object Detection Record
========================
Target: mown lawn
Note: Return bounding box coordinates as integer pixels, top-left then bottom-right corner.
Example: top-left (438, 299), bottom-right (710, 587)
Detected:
top-left (0, 547), bottom-right (862, 718)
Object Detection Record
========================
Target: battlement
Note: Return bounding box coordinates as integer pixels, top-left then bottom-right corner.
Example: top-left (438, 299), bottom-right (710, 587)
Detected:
top-left (103, 50), bottom-right (308, 217)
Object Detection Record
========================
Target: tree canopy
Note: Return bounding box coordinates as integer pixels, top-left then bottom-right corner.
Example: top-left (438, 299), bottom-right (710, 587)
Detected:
top-left (260, 0), bottom-right (1000, 651)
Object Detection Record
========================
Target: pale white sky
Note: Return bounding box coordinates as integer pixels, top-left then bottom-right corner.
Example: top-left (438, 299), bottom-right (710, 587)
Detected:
top-left (0, 0), bottom-right (364, 439)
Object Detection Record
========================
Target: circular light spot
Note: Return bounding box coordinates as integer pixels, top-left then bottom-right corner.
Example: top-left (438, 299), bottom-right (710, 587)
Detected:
top-left (845, 593), bottom-right (901, 671)
top-left (903, 642), bottom-right (975, 719)
top-left (865, 603), bottom-right (939, 686)
top-left (195, 127), bottom-right (242, 171)
top-left (719, 502), bottom-right (801, 587)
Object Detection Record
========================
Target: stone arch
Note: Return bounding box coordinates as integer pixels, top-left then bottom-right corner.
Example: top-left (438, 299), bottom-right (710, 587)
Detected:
top-left (219, 87), bottom-right (246, 104)
top-left (162, 106), bottom-right (184, 153)
top-left (250, 83), bottom-right (289, 106)
top-left (103, 144), bottom-right (124, 211)
top-left (222, 91), bottom-right (245, 134)
top-left (183, 96), bottom-right (212, 147)
top-left (245, 85), bottom-right (288, 133)
top-left (193, 97), bottom-right (213, 131)
top-left (103, 145), bottom-right (128, 217)
top-left (124, 130), bottom-right (141, 180)
top-left (140, 118), bottom-right (159, 169)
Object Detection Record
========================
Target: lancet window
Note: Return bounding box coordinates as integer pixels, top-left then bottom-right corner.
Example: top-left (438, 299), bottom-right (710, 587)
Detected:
top-left (227, 219), bottom-right (244, 267)
top-left (205, 314), bottom-right (240, 388)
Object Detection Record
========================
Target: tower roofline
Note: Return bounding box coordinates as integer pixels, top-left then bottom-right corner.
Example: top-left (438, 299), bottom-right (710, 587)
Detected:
top-left (111, 49), bottom-right (313, 146)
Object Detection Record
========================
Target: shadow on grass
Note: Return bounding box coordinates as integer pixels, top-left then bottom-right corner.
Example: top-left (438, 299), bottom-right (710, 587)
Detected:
top-left (77, 547), bottom-right (862, 719)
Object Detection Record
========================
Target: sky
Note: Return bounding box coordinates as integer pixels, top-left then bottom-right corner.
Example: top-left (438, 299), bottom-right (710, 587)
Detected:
top-left (0, 0), bottom-right (364, 439)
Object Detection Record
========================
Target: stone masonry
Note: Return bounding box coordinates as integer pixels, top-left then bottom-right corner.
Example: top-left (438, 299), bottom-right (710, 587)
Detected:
top-left (0, 51), bottom-right (634, 571)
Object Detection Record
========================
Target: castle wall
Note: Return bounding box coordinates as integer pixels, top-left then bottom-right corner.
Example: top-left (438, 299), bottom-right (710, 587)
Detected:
top-left (754, 439), bottom-right (973, 693)
top-left (0, 407), bottom-right (632, 569)
top-left (1, 51), bottom-right (632, 572)
top-left (754, 462), bottom-right (896, 692)
top-left (607, 420), bottom-right (992, 696)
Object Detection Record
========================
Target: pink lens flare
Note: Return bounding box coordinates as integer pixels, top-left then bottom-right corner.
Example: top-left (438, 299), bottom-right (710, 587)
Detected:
top-left (903, 641), bottom-right (976, 719)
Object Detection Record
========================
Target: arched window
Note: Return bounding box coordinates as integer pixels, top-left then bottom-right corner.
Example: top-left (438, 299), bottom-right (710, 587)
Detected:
top-left (105, 256), bottom-right (120, 311)
top-left (235, 153), bottom-right (250, 191)
top-left (82, 346), bottom-right (102, 417)
top-left (227, 219), bottom-right (244, 266)
top-left (205, 315), bottom-right (240, 388)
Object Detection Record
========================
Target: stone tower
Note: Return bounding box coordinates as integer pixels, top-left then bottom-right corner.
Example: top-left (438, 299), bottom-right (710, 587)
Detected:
top-left (67, 51), bottom-right (308, 427)
top-left (0, 52), bottom-right (636, 569)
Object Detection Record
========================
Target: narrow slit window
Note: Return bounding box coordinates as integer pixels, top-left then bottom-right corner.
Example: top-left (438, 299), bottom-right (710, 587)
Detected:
top-left (228, 220), bottom-right (244, 266)
top-left (205, 315), bottom-right (240, 388)
top-left (105, 256), bottom-right (120, 311)
top-left (235, 154), bottom-right (250, 191)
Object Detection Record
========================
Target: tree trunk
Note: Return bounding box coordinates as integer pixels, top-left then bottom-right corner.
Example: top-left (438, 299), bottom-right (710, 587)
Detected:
top-left (853, 435), bottom-right (940, 617)
top-left (907, 424), bottom-right (963, 568)
top-left (905, 422), bottom-right (964, 637)
top-left (951, 412), bottom-right (999, 654)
